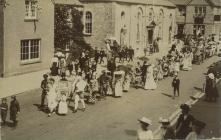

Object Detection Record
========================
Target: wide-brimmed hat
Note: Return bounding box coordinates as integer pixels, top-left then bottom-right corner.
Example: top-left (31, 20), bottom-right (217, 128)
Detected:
top-left (138, 117), bottom-right (152, 125)
top-left (180, 104), bottom-right (190, 111)
top-left (159, 118), bottom-right (170, 125)
top-left (208, 73), bottom-right (215, 80)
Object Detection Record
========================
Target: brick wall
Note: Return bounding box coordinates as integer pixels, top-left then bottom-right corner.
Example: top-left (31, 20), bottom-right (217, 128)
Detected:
top-left (3, 0), bottom-right (54, 77)
top-left (82, 2), bottom-right (115, 49)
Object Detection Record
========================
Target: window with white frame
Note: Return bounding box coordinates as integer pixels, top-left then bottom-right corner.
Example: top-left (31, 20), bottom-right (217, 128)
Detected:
top-left (193, 24), bottom-right (205, 35)
top-left (195, 6), bottom-right (206, 14)
top-left (21, 39), bottom-right (40, 62)
top-left (25, 0), bottom-right (37, 20)
top-left (84, 11), bottom-right (92, 34)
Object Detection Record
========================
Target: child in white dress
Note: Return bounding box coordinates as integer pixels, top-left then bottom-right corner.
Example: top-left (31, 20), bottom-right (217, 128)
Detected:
top-left (58, 92), bottom-right (68, 115)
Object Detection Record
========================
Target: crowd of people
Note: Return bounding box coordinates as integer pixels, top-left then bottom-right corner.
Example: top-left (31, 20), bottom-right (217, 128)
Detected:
top-left (0, 34), bottom-right (220, 139)
top-left (137, 104), bottom-right (206, 140)
top-left (37, 34), bottom-right (220, 118)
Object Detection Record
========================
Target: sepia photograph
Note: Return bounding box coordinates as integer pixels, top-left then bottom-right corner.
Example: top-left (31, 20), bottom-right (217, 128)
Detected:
top-left (0, 0), bottom-right (221, 139)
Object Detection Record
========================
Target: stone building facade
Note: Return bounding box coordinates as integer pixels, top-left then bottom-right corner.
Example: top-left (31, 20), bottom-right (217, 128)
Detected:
top-left (80, 0), bottom-right (177, 56)
top-left (0, 0), bottom-right (176, 77)
top-left (170, 0), bottom-right (221, 39)
top-left (0, 0), bottom-right (54, 77)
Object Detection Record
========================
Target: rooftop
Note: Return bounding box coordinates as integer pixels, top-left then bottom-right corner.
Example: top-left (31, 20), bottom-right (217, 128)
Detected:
top-left (210, 0), bottom-right (221, 7)
top-left (80, 0), bottom-right (176, 7)
top-left (169, 0), bottom-right (221, 7)
top-left (168, 0), bottom-right (191, 5)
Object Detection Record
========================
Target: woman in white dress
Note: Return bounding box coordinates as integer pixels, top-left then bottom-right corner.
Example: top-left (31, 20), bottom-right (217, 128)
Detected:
top-left (58, 92), bottom-right (68, 115)
top-left (174, 57), bottom-right (180, 73)
top-left (123, 73), bottom-right (131, 92)
top-left (182, 52), bottom-right (190, 71)
top-left (115, 78), bottom-right (123, 97)
top-left (47, 78), bottom-right (58, 117)
top-left (188, 51), bottom-right (193, 70)
top-left (144, 64), bottom-right (157, 90)
top-left (137, 117), bottom-right (153, 140)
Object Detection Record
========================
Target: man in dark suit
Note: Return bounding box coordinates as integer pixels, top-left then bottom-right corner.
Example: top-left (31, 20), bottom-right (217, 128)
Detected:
top-left (94, 47), bottom-right (100, 64)
top-left (176, 104), bottom-right (195, 139)
top-left (40, 74), bottom-right (49, 109)
top-left (172, 74), bottom-right (180, 99)
top-left (10, 96), bottom-right (20, 127)
top-left (107, 58), bottom-right (116, 78)
top-left (128, 46), bottom-right (134, 62)
top-left (141, 61), bottom-right (148, 85)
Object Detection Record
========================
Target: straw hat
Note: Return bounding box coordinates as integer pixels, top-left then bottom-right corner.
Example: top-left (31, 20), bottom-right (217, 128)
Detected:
top-left (208, 73), bottom-right (215, 80)
top-left (138, 117), bottom-right (152, 125)
top-left (159, 118), bottom-right (170, 125)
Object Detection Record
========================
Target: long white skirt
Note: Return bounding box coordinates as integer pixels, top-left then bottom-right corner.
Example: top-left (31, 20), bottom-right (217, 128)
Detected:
top-left (58, 101), bottom-right (68, 114)
top-left (123, 79), bottom-right (131, 91)
top-left (174, 62), bottom-right (180, 72)
top-left (144, 74), bottom-right (157, 90)
top-left (115, 82), bottom-right (123, 97)
top-left (47, 96), bottom-right (57, 111)
top-left (182, 58), bottom-right (189, 71)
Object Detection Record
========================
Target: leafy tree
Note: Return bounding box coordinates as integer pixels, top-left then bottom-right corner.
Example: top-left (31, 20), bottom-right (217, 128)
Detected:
top-left (54, 4), bottom-right (92, 60)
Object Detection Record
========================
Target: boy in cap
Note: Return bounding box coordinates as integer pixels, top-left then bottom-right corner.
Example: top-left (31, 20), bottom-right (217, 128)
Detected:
top-left (0, 98), bottom-right (8, 125)
top-left (172, 73), bottom-right (180, 99)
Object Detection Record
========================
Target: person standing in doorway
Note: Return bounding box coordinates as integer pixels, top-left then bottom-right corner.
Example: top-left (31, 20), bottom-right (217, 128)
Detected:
top-left (153, 37), bottom-right (160, 53)
top-left (172, 74), bottom-right (180, 99)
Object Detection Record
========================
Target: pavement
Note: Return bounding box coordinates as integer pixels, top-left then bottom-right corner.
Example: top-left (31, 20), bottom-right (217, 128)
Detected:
top-left (0, 70), bottom-right (50, 98)
top-left (190, 79), bottom-right (221, 139)
top-left (0, 56), bottom-right (219, 140)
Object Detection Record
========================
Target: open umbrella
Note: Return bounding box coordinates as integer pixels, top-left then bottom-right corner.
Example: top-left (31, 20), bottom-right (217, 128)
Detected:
top-left (138, 56), bottom-right (149, 61)
top-left (117, 65), bottom-right (132, 73)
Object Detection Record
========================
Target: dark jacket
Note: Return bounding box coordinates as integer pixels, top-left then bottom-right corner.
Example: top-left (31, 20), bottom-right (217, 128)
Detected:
top-left (10, 99), bottom-right (20, 121)
top-left (0, 103), bottom-right (8, 115)
top-left (176, 114), bottom-right (195, 139)
top-left (163, 127), bottom-right (175, 140)
top-left (172, 78), bottom-right (180, 88)
top-left (41, 79), bottom-right (49, 93)
top-left (107, 61), bottom-right (116, 72)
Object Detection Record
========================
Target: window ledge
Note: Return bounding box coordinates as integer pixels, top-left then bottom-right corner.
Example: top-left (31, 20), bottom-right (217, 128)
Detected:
top-left (83, 33), bottom-right (92, 36)
top-left (24, 18), bottom-right (38, 22)
top-left (20, 59), bottom-right (41, 65)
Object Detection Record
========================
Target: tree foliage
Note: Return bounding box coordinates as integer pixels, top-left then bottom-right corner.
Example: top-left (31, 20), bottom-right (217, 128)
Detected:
top-left (54, 4), bottom-right (92, 59)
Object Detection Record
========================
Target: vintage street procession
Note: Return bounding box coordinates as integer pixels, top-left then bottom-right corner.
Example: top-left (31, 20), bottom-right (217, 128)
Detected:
top-left (0, 0), bottom-right (221, 140)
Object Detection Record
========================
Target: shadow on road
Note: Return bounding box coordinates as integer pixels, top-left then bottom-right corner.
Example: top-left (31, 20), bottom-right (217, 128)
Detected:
top-left (194, 86), bottom-right (203, 92)
top-left (161, 93), bottom-right (173, 98)
top-left (124, 129), bottom-right (137, 137)
top-left (33, 104), bottom-right (48, 114)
